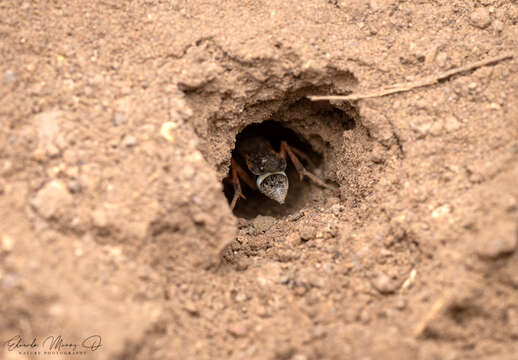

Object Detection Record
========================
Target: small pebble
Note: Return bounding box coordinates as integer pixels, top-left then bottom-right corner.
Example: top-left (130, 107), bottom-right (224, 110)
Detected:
top-left (444, 116), bottom-right (461, 132)
top-left (279, 273), bottom-right (292, 285)
top-left (470, 8), bottom-right (491, 29)
top-left (122, 135), bottom-right (137, 147)
top-left (108, 246), bottom-right (122, 258)
top-left (257, 305), bottom-right (272, 318)
top-left (300, 225), bottom-right (316, 241)
top-left (370, 145), bottom-right (385, 163)
top-left (372, 273), bottom-right (399, 294)
top-left (395, 298), bottom-right (407, 310)
top-left (65, 166), bottom-right (79, 178)
top-left (275, 248), bottom-right (299, 262)
top-left (33, 110), bottom-right (63, 157)
top-left (92, 208), bottom-right (108, 228)
top-left (380, 248), bottom-right (393, 257)
top-left (234, 292), bottom-right (248, 302)
top-left (410, 118), bottom-right (432, 138)
top-left (323, 263), bottom-right (334, 274)
top-left (227, 322), bottom-right (249, 338)
top-left (476, 222), bottom-right (517, 259)
top-left (358, 308), bottom-right (371, 323)
top-left (160, 122), bottom-right (177, 143)
top-left (429, 121), bottom-right (443, 136)
top-left (294, 286), bottom-right (307, 296)
top-left (1, 234), bottom-right (14, 252)
top-left (493, 19), bottom-right (504, 32)
top-left (67, 179), bottom-right (81, 193)
top-left (431, 204), bottom-right (451, 219)
top-left (31, 180), bottom-right (73, 219)
top-left (505, 197), bottom-right (517, 212)
top-left (251, 215), bottom-right (275, 233)
top-left (435, 52), bottom-right (449, 68)
top-left (112, 112), bottom-right (127, 126)
top-left (182, 165), bottom-right (196, 180)
top-left (183, 301), bottom-right (199, 316)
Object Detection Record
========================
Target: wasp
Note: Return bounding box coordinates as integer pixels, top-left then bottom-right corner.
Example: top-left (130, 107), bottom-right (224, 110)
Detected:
top-left (229, 136), bottom-right (336, 209)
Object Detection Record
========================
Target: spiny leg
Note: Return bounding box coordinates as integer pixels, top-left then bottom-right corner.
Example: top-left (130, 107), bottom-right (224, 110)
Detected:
top-left (230, 158), bottom-right (257, 210)
top-left (280, 141), bottom-right (337, 191)
top-left (229, 167), bottom-right (243, 210)
top-left (289, 145), bottom-right (316, 169)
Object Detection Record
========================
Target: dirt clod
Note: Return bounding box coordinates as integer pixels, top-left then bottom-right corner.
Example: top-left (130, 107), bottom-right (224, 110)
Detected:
top-left (444, 115), bottom-right (462, 132)
top-left (112, 112), bottom-right (127, 126)
top-left (395, 299), bottom-right (407, 310)
top-left (31, 180), bottom-right (73, 219)
top-left (493, 19), bottom-right (505, 32)
top-left (251, 215), bottom-right (276, 233)
top-left (477, 235), bottom-right (517, 259)
top-left (470, 8), bottom-right (492, 29)
top-left (372, 273), bottom-right (399, 294)
top-left (286, 232), bottom-right (302, 246)
top-left (300, 225), bottom-right (316, 241)
top-left (33, 110), bottom-right (64, 158)
top-left (234, 292), bottom-right (249, 302)
top-left (92, 208), bottom-right (109, 228)
top-left (122, 135), bottom-right (137, 147)
top-left (475, 221), bottom-right (517, 259)
top-left (227, 322), bottom-right (250, 338)
top-left (435, 52), bottom-right (449, 68)
top-left (183, 301), bottom-right (200, 316)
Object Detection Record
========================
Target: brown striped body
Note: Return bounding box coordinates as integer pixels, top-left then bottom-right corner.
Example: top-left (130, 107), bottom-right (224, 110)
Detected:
top-left (236, 137), bottom-right (287, 176)
top-left (235, 137), bottom-right (288, 204)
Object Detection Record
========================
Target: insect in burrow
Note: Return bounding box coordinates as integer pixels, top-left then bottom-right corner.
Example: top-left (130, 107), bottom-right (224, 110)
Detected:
top-left (228, 136), bottom-right (336, 210)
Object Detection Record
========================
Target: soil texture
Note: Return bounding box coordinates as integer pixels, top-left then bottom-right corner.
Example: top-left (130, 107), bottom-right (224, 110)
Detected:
top-left (1, 0), bottom-right (518, 359)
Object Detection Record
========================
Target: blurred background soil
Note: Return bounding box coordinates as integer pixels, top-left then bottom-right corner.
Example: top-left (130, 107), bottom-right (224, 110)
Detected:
top-left (1, 0), bottom-right (517, 359)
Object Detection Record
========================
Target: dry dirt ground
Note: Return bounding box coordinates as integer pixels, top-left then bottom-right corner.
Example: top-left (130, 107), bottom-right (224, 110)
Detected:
top-left (1, 0), bottom-right (518, 359)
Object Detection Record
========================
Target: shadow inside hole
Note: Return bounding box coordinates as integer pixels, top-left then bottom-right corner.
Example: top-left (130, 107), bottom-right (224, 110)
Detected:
top-left (223, 121), bottom-right (324, 219)
top-left (306, 99), bottom-right (356, 131)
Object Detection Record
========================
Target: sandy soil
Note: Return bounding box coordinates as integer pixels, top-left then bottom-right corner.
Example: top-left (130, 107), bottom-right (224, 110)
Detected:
top-left (1, 0), bottom-right (518, 359)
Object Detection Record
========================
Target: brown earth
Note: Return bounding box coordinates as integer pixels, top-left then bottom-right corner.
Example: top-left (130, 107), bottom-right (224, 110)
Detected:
top-left (1, 0), bottom-right (518, 359)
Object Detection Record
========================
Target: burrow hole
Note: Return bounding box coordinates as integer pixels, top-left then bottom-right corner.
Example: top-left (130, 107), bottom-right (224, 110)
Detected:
top-left (223, 100), bottom-right (356, 219)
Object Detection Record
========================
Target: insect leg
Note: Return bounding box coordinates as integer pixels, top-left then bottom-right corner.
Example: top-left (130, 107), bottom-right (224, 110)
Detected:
top-left (230, 158), bottom-right (257, 210)
top-left (288, 145), bottom-right (317, 169)
top-left (280, 141), bottom-right (337, 191)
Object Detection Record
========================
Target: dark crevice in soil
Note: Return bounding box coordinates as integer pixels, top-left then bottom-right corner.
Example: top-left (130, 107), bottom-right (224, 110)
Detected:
top-left (223, 93), bottom-right (357, 219)
top-left (224, 121), bottom-right (322, 219)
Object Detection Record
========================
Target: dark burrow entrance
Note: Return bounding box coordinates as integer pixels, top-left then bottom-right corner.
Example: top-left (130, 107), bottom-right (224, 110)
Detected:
top-left (223, 120), bottom-right (332, 219)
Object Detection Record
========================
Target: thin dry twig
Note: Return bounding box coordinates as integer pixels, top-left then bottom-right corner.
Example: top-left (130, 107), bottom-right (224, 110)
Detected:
top-left (308, 53), bottom-right (514, 102)
top-left (413, 294), bottom-right (450, 338)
